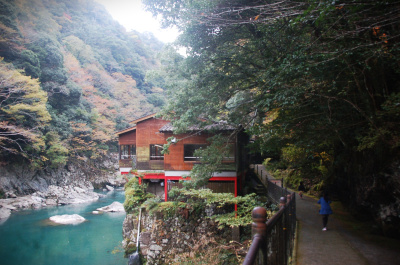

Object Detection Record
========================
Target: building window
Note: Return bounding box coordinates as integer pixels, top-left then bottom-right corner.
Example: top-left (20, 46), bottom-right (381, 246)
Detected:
top-left (184, 144), bottom-right (206, 161)
top-left (150, 144), bottom-right (164, 160)
top-left (120, 145), bottom-right (136, 159)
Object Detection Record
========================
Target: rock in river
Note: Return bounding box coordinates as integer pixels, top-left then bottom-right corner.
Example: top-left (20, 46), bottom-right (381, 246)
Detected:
top-left (97, 201), bottom-right (125, 213)
top-left (49, 214), bottom-right (86, 225)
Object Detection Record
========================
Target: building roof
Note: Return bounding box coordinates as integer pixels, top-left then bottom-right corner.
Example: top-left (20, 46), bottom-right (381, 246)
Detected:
top-left (115, 126), bottom-right (136, 136)
top-left (117, 113), bottom-right (237, 135)
top-left (159, 121), bottom-right (237, 133)
top-left (128, 113), bottom-right (157, 125)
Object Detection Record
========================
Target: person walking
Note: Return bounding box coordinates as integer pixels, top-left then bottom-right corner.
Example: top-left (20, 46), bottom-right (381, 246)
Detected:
top-left (298, 181), bottom-right (306, 199)
top-left (318, 192), bottom-right (333, 231)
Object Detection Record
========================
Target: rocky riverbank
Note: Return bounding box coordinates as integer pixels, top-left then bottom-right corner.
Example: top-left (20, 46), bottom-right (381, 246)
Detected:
top-left (0, 154), bottom-right (125, 222)
top-left (0, 184), bottom-right (102, 221)
top-left (122, 206), bottom-right (240, 265)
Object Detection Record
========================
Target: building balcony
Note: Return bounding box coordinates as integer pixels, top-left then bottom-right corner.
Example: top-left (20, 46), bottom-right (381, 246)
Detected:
top-left (119, 155), bottom-right (136, 169)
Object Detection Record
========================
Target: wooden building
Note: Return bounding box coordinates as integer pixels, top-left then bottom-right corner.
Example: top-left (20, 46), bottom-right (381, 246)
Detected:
top-left (116, 114), bottom-right (248, 201)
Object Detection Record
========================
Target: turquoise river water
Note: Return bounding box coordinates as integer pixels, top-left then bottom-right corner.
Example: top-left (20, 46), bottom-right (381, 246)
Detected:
top-left (0, 189), bottom-right (127, 265)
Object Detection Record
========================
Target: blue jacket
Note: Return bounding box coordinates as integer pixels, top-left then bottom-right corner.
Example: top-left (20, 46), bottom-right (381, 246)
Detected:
top-left (318, 197), bottom-right (333, 215)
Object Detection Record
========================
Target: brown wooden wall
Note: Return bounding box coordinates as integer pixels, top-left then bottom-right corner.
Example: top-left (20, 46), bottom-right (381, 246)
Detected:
top-left (163, 132), bottom-right (207, 171)
top-left (136, 118), bottom-right (170, 170)
top-left (163, 132), bottom-right (236, 171)
top-left (119, 130), bottom-right (136, 145)
top-left (118, 117), bottom-right (244, 173)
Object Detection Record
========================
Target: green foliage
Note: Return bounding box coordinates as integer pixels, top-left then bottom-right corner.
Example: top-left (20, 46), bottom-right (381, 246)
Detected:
top-left (179, 188), bottom-right (274, 228)
top-left (147, 93), bottom-right (165, 107)
top-left (0, 0), bottom-right (167, 167)
top-left (146, 0), bottom-right (400, 204)
top-left (184, 135), bottom-right (236, 189)
top-left (44, 131), bottom-right (69, 168)
top-left (141, 196), bottom-right (162, 214)
top-left (161, 136), bottom-right (176, 155)
top-left (148, 201), bottom-right (188, 218)
top-left (281, 145), bottom-right (307, 168)
top-left (0, 58), bottom-right (51, 164)
top-left (14, 50), bottom-right (41, 78)
top-left (357, 92), bottom-right (400, 151)
top-left (0, 0), bottom-right (18, 30)
top-left (124, 177), bottom-right (155, 213)
top-left (262, 158), bottom-right (272, 168)
top-left (141, 185), bottom-right (275, 229)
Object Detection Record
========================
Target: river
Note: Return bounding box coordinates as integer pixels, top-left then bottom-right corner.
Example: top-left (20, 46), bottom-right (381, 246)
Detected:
top-left (0, 189), bottom-right (127, 265)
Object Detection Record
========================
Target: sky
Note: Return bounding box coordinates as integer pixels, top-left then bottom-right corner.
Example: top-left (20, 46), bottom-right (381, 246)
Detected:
top-left (95, 0), bottom-right (180, 43)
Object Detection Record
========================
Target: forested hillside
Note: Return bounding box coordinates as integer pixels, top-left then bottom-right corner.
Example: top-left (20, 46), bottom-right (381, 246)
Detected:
top-left (145, 0), bottom-right (400, 237)
top-left (0, 0), bottom-right (165, 168)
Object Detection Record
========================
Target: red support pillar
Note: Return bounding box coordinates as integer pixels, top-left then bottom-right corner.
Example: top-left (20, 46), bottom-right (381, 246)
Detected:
top-left (164, 178), bottom-right (168, 202)
top-left (235, 177), bottom-right (238, 212)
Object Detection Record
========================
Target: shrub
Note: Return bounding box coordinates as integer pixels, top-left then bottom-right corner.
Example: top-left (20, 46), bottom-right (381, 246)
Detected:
top-left (123, 177), bottom-right (154, 213)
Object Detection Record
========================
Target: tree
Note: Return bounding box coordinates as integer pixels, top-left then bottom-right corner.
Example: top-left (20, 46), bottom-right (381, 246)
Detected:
top-left (145, 0), bottom-right (400, 196)
top-left (0, 58), bottom-right (51, 163)
top-left (44, 131), bottom-right (69, 168)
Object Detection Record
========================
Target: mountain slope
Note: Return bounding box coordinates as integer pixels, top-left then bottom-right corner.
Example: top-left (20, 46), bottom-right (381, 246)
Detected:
top-left (0, 0), bottom-right (165, 167)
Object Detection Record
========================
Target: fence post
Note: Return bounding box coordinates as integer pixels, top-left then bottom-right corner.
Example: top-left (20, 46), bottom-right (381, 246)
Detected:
top-left (254, 207), bottom-right (267, 265)
top-left (252, 206), bottom-right (267, 235)
top-left (279, 197), bottom-right (286, 208)
top-left (243, 207), bottom-right (267, 265)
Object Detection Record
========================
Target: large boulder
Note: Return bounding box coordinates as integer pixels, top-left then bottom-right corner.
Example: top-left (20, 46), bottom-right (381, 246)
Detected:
top-left (97, 201), bottom-right (125, 213)
top-left (46, 185), bottom-right (100, 205)
top-left (49, 214), bottom-right (86, 225)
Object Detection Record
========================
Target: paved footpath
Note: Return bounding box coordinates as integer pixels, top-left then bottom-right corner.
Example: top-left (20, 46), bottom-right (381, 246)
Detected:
top-left (296, 193), bottom-right (400, 265)
top-left (253, 164), bottom-right (399, 265)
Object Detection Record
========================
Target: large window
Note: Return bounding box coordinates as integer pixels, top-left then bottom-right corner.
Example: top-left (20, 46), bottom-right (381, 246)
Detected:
top-left (184, 144), bottom-right (206, 161)
top-left (150, 144), bottom-right (164, 160)
top-left (184, 144), bottom-right (235, 162)
top-left (120, 145), bottom-right (136, 159)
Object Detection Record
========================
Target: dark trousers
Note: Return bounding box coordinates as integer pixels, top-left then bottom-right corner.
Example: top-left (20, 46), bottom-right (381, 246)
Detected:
top-left (322, 214), bottom-right (329, 227)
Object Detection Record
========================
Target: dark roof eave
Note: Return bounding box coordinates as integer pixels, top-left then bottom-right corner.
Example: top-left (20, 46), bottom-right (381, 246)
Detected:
top-left (159, 122), bottom-right (238, 133)
top-left (115, 126), bottom-right (137, 135)
top-left (128, 113), bottom-right (158, 125)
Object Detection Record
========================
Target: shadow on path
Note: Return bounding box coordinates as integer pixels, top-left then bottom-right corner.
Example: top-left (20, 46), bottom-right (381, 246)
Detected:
top-left (296, 194), bottom-right (400, 265)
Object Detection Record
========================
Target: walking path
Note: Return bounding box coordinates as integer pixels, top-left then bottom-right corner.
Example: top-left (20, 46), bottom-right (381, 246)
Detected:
top-left (296, 194), bottom-right (400, 265)
top-left (297, 193), bottom-right (366, 265)
top-left (253, 164), bottom-right (400, 265)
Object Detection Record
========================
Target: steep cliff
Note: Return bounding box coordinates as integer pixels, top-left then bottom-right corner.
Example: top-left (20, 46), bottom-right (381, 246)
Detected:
top-left (0, 153), bottom-right (123, 220)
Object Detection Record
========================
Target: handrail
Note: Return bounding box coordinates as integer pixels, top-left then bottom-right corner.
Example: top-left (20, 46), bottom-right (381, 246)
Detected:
top-left (136, 207), bottom-right (142, 248)
top-left (243, 207), bottom-right (268, 265)
top-left (129, 207), bottom-right (143, 265)
top-left (243, 235), bottom-right (265, 265)
top-left (243, 190), bottom-right (296, 265)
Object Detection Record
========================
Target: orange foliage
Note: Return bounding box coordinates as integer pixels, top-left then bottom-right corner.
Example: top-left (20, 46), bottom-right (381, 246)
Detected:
top-left (63, 50), bottom-right (156, 155)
